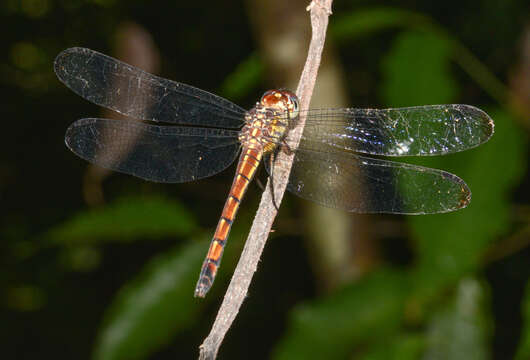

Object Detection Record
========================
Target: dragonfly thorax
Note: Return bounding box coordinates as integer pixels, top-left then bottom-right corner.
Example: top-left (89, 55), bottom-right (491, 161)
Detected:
top-left (239, 89), bottom-right (299, 154)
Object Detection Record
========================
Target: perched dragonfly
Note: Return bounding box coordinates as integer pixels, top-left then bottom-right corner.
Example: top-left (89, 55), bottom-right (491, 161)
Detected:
top-left (55, 47), bottom-right (494, 297)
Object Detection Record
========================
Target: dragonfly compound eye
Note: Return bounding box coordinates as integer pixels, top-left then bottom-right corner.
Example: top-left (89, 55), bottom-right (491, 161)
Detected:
top-left (260, 90), bottom-right (299, 119)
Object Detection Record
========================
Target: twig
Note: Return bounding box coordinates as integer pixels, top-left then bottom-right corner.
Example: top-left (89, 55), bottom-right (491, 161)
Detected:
top-left (482, 223), bottom-right (530, 264)
top-left (198, 1), bottom-right (333, 359)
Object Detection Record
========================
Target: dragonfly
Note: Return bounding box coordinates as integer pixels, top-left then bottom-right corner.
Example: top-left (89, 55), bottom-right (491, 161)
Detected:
top-left (55, 47), bottom-right (494, 297)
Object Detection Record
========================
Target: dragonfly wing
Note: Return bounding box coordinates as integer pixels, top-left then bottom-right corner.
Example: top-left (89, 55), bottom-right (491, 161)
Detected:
top-left (300, 105), bottom-right (493, 156)
top-left (65, 118), bottom-right (241, 183)
top-left (55, 47), bottom-right (246, 128)
top-left (273, 149), bottom-right (470, 214)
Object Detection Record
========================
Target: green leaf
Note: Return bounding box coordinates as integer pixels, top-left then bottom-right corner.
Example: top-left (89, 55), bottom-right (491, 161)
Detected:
top-left (331, 7), bottom-right (433, 44)
top-left (331, 8), bottom-right (509, 105)
top-left (515, 280), bottom-right (530, 360)
top-left (409, 108), bottom-right (525, 298)
top-left (92, 238), bottom-right (208, 360)
top-left (218, 52), bottom-right (263, 101)
top-left (381, 31), bottom-right (457, 105)
top-left (380, 30), bottom-right (526, 299)
top-left (423, 278), bottom-right (491, 360)
top-left (90, 210), bottom-right (252, 359)
top-left (272, 270), bottom-right (409, 360)
top-left (358, 333), bottom-right (425, 360)
top-left (45, 196), bottom-right (197, 244)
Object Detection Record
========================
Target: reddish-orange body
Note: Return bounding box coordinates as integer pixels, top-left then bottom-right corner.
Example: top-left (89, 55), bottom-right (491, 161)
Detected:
top-left (194, 90), bottom-right (299, 297)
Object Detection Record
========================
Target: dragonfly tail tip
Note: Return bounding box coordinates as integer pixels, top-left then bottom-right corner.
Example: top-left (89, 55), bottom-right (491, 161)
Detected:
top-left (194, 279), bottom-right (212, 298)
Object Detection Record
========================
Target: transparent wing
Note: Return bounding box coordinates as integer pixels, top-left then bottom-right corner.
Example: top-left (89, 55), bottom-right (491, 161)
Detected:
top-left (298, 105), bottom-right (494, 156)
top-left (65, 118), bottom-right (241, 183)
top-left (55, 47), bottom-right (246, 128)
top-left (269, 149), bottom-right (470, 214)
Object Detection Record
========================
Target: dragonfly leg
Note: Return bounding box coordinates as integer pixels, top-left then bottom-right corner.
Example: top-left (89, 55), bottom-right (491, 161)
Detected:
top-left (281, 139), bottom-right (293, 155)
top-left (268, 153), bottom-right (281, 212)
top-left (255, 176), bottom-right (266, 192)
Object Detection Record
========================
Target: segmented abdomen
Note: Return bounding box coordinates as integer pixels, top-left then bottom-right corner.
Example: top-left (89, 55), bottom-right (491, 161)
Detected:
top-left (194, 146), bottom-right (263, 297)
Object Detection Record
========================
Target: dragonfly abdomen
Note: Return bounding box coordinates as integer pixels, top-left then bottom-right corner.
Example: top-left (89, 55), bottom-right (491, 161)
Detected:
top-left (194, 91), bottom-right (298, 297)
top-left (194, 146), bottom-right (263, 297)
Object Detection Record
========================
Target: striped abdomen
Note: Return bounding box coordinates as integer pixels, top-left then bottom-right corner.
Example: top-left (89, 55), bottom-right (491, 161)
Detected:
top-left (194, 146), bottom-right (263, 297)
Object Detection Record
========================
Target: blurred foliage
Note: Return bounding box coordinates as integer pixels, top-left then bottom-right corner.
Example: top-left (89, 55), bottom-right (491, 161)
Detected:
top-left (272, 10), bottom-right (527, 360)
top-left (422, 278), bottom-right (491, 360)
top-left (272, 270), bottom-right (410, 359)
top-left (218, 52), bottom-right (263, 101)
top-left (35, 194), bottom-right (247, 359)
top-left (516, 281), bottom-right (530, 360)
top-left (1, 1), bottom-right (528, 360)
top-left (331, 7), bottom-right (511, 105)
top-left (92, 238), bottom-right (208, 360)
top-left (45, 196), bottom-right (197, 245)
top-left (357, 333), bottom-right (425, 360)
top-left (410, 107), bottom-right (524, 298)
top-left (381, 31), bottom-right (457, 106)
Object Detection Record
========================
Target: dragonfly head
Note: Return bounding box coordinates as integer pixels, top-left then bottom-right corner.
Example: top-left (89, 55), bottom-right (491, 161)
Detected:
top-left (260, 89), bottom-right (299, 120)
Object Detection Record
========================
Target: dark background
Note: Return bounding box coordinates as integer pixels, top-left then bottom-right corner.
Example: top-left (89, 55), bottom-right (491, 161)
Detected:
top-left (1, 1), bottom-right (529, 359)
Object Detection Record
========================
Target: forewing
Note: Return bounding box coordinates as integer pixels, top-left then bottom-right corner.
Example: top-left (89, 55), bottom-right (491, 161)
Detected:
top-left (274, 149), bottom-right (470, 214)
top-left (65, 119), bottom-right (241, 183)
top-left (55, 47), bottom-right (246, 128)
top-left (300, 105), bottom-right (493, 156)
